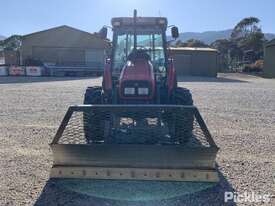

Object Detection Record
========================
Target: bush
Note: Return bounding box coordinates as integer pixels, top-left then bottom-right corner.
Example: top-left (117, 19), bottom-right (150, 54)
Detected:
top-left (243, 60), bottom-right (264, 73)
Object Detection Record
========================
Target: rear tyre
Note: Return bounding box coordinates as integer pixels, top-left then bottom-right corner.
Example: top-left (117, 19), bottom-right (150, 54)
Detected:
top-left (83, 86), bottom-right (105, 143)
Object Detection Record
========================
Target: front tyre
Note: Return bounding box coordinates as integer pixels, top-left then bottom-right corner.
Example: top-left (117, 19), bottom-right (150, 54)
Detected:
top-left (83, 86), bottom-right (105, 143)
top-left (165, 87), bottom-right (194, 144)
top-left (171, 87), bottom-right (194, 143)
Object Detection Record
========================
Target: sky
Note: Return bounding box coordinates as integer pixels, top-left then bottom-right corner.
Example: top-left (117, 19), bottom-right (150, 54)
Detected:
top-left (1, 0), bottom-right (275, 37)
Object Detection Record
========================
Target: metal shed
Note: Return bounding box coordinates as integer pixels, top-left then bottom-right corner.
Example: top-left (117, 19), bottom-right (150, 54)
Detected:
top-left (169, 47), bottom-right (219, 77)
top-left (20, 25), bottom-right (110, 75)
top-left (264, 39), bottom-right (275, 78)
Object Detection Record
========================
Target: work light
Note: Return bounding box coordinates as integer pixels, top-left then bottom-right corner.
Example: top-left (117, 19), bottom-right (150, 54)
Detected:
top-left (113, 21), bottom-right (121, 27)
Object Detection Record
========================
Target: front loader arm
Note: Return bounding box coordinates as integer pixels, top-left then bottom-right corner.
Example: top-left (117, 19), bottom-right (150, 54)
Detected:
top-left (167, 58), bottom-right (177, 97)
top-left (102, 58), bottom-right (113, 92)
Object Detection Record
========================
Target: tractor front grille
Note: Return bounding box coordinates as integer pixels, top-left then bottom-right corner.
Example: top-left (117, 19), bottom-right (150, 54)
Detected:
top-left (120, 80), bottom-right (152, 97)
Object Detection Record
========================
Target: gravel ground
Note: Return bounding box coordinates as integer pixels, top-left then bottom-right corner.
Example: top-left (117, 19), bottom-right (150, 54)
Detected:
top-left (0, 73), bottom-right (274, 206)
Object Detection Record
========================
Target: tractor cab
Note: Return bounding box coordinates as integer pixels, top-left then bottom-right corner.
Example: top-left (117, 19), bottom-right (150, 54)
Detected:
top-left (111, 16), bottom-right (169, 78)
top-left (101, 10), bottom-right (179, 103)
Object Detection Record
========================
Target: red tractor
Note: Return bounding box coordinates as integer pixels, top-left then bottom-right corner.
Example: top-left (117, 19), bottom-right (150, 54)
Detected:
top-left (50, 11), bottom-right (219, 182)
top-left (83, 10), bottom-right (193, 144)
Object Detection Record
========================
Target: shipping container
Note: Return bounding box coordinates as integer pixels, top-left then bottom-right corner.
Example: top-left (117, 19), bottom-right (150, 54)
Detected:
top-left (26, 66), bottom-right (45, 76)
top-left (9, 66), bottom-right (26, 76)
top-left (0, 66), bottom-right (8, 76)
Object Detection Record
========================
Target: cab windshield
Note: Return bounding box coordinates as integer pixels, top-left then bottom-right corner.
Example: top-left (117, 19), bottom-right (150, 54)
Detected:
top-left (113, 31), bottom-right (166, 75)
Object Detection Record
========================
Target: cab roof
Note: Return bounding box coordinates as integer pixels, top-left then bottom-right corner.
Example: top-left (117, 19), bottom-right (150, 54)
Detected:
top-left (111, 17), bottom-right (168, 30)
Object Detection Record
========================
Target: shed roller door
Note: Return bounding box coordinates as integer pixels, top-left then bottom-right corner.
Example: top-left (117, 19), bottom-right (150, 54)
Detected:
top-left (85, 50), bottom-right (105, 67)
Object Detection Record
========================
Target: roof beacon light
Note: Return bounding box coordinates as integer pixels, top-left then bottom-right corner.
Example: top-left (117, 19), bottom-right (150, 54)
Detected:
top-left (159, 19), bottom-right (166, 25)
top-left (113, 21), bottom-right (121, 27)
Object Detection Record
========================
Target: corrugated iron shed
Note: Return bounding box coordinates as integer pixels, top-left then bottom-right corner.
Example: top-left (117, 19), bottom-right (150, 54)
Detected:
top-left (264, 39), bottom-right (275, 78)
top-left (169, 47), bottom-right (219, 77)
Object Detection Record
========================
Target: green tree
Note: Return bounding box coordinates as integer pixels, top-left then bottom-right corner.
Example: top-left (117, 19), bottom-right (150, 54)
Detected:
top-left (0, 35), bottom-right (22, 51)
top-left (211, 39), bottom-right (231, 55)
top-left (211, 39), bottom-right (243, 70)
top-left (231, 17), bottom-right (261, 39)
top-left (238, 32), bottom-right (265, 52)
top-left (231, 17), bottom-right (265, 60)
top-left (175, 39), bottom-right (209, 48)
top-left (175, 40), bottom-right (184, 47)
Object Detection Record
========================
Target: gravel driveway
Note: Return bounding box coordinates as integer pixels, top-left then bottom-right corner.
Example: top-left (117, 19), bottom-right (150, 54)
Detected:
top-left (0, 73), bottom-right (274, 205)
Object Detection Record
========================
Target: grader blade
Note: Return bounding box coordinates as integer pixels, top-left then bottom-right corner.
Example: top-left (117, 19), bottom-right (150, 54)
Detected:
top-left (50, 105), bottom-right (219, 182)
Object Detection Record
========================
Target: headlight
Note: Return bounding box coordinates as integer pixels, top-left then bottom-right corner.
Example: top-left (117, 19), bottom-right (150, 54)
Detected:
top-left (124, 87), bottom-right (135, 95)
top-left (138, 88), bottom-right (149, 95)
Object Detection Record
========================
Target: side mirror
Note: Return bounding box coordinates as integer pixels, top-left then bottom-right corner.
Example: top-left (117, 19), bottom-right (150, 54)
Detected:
top-left (171, 26), bottom-right (179, 39)
top-left (99, 27), bottom-right (108, 39)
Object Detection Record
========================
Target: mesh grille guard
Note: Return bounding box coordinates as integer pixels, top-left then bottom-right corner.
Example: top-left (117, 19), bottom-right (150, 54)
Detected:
top-left (50, 105), bottom-right (219, 182)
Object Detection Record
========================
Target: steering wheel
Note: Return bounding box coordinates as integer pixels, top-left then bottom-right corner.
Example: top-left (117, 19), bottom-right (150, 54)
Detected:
top-left (127, 49), bottom-right (151, 62)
